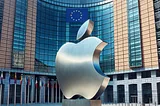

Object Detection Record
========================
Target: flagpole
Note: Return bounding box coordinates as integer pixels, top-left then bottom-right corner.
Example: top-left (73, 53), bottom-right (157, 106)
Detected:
top-left (7, 72), bottom-right (10, 106)
top-left (55, 81), bottom-right (57, 103)
top-left (0, 72), bottom-right (3, 106)
top-left (35, 78), bottom-right (37, 103)
top-left (48, 79), bottom-right (49, 103)
top-left (20, 74), bottom-right (23, 106)
top-left (24, 76), bottom-right (26, 104)
top-left (27, 77), bottom-right (30, 104)
top-left (31, 77), bottom-right (33, 104)
top-left (59, 84), bottom-right (61, 103)
top-left (51, 80), bottom-right (53, 103)
top-left (39, 78), bottom-right (41, 103)
top-left (52, 80), bottom-right (55, 103)
top-left (14, 73), bottom-right (17, 106)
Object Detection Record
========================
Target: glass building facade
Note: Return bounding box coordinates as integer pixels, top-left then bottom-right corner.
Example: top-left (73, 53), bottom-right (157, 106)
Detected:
top-left (127, 0), bottom-right (142, 67)
top-left (35, 0), bottom-right (114, 73)
top-left (12, 0), bottom-right (28, 68)
top-left (154, 0), bottom-right (160, 62)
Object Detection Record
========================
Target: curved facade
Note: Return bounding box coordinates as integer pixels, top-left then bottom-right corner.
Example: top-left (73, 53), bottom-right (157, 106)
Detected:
top-left (0, 0), bottom-right (160, 105)
top-left (35, 0), bottom-right (114, 73)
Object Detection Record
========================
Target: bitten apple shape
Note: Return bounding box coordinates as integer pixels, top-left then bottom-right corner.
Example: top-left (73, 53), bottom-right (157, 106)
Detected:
top-left (55, 19), bottom-right (110, 99)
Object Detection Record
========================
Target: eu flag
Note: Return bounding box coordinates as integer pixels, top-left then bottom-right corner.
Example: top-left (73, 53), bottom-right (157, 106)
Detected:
top-left (66, 8), bottom-right (88, 23)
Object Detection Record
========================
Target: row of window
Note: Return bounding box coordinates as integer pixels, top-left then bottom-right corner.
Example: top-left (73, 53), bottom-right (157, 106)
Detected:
top-left (105, 83), bottom-right (159, 104)
top-left (108, 71), bottom-right (160, 81)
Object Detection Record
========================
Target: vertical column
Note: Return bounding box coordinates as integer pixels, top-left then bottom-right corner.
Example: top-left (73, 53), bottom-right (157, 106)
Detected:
top-left (27, 76), bottom-right (30, 104)
top-left (23, 75), bottom-right (26, 104)
top-left (154, 0), bottom-right (160, 58)
top-left (113, 0), bottom-right (129, 72)
top-left (24, 0), bottom-right (37, 71)
top-left (3, 73), bottom-right (9, 104)
top-left (151, 71), bottom-right (158, 104)
top-left (59, 85), bottom-right (61, 103)
top-left (124, 74), bottom-right (129, 103)
top-left (137, 72), bottom-right (142, 103)
top-left (51, 80), bottom-right (54, 103)
top-left (14, 73), bottom-right (16, 106)
top-left (139, 0), bottom-right (159, 69)
top-left (0, 0), bottom-right (15, 68)
top-left (30, 76), bottom-right (34, 103)
top-left (39, 78), bottom-right (41, 103)
top-left (113, 75), bottom-right (117, 103)
top-left (20, 74), bottom-right (23, 105)
top-left (0, 72), bottom-right (3, 105)
top-left (11, 0), bottom-right (27, 69)
top-left (47, 79), bottom-right (49, 103)
top-left (43, 79), bottom-right (45, 103)
top-left (55, 80), bottom-right (57, 103)
top-left (35, 77), bottom-right (38, 103)
top-left (39, 77), bottom-right (46, 103)
top-left (127, 0), bottom-right (142, 67)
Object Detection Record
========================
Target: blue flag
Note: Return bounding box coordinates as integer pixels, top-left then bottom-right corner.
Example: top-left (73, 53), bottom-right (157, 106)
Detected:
top-left (66, 8), bottom-right (88, 23)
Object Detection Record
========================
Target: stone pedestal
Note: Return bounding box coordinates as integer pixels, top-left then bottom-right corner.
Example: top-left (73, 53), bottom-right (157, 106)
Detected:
top-left (62, 99), bottom-right (101, 106)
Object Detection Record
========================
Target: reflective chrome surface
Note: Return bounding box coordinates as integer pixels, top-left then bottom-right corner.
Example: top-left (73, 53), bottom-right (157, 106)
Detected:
top-left (77, 20), bottom-right (94, 40)
top-left (55, 19), bottom-right (110, 99)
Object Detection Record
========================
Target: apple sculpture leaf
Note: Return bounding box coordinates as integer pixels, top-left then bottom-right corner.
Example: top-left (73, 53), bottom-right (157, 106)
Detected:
top-left (55, 19), bottom-right (110, 100)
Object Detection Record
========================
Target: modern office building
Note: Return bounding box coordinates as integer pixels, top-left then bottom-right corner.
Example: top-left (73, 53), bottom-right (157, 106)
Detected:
top-left (0, 0), bottom-right (160, 105)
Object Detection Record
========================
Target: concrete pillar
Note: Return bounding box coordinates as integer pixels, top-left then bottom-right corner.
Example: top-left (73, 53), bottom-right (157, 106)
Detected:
top-left (40, 76), bottom-right (46, 103)
top-left (59, 85), bottom-right (61, 103)
top-left (51, 80), bottom-right (54, 103)
top-left (21, 75), bottom-right (27, 104)
top-left (151, 71), bottom-right (158, 104)
top-left (55, 80), bottom-right (58, 103)
top-left (137, 72), bottom-right (142, 104)
top-left (43, 79), bottom-right (45, 103)
top-left (30, 76), bottom-right (35, 103)
top-left (3, 73), bottom-right (9, 104)
top-left (124, 74), bottom-right (129, 103)
top-left (113, 75), bottom-right (117, 103)
top-left (39, 78), bottom-right (41, 103)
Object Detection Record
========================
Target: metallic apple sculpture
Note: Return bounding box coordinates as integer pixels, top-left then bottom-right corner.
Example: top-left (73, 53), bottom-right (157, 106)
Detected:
top-left (55, 19), bottom-right (110, 100)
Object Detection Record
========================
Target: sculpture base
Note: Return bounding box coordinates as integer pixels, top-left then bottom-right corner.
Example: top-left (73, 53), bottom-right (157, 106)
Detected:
top-left (62, 99), bottom-right (101, 106)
